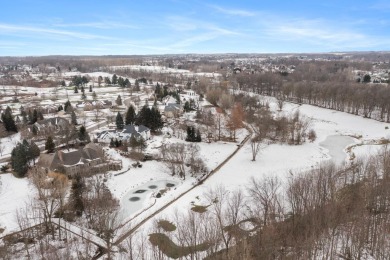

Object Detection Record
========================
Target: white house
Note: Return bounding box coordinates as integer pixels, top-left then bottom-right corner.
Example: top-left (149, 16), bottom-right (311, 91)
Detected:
top-left (121, 124), bottom-right (151, 141)
top-left (179, 90), bottom-right (199, 103)
top-left (95, 124), bottom-right (150, 143)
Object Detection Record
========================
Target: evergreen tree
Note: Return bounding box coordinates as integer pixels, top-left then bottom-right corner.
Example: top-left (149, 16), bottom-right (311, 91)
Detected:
top-left (81, 76), bottom-right (89, 86)
top-left (134, 79), bottom-right (140, 91)
top-left (11, 142), bottom-right (29, 177)
top-left (112, 74), bottom-right (118, 85)
top-left (1, 106), bottom-right (18, 132)
top-left (185, 126), bottom-right (201, 142)
top-left (155, 83), bottom-right (161, 98)
top-left (124, 78), bottom-right (130, 88)
top-left (78, 125), bottom-right (90, 143)
top-left (74, 86), bottom-right (79, 93)
top-left (64, 100), bottom-right (72, 113)
top-left (125, 105), bottom-right (136, 125)
top-left (116, 95), bottom-right (122, 106)
top-left (89, 85), bottom-right (92, 92)
top-left (116, 112), bottom-right (124, 130)
top-left (186, 126), bottom-right (195, 142)
top-left (31, 109), bottom-right (38, 124)
top-left (45, 136), bottom-right (55, 153)
top-left (71, 111), bottom-right (77, 125)
top-left (135, 105), bottom-right (162, 132)
top-left (136, 105), bottom-right (151, 126)
top-left (80, 86), bottom-right (85, 94)
top-left (184, 101), bottom-right (191, 112)
top-left (150, 106), bottom-right (163, 132)
top-left (71, 175), bottom-right (85, 216)
top-left (58, 105), bottom-right (64, 111)
top-left (29, 141), bottom-right (41, 165)
top-left (363, 74), bottom-right (371, 83)
top-left (110, 138), bottom-right (115, 147)
top-left (118, 77), bottom-right (125, 87)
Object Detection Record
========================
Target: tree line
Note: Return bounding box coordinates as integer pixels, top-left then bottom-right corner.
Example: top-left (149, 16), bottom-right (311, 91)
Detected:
top-left (117, 104), bottom-right (163, 132)
top-left (233, 61), bottom-right (390, 122)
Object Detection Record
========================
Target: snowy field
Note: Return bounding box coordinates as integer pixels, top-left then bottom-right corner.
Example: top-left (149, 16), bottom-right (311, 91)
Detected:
top-left (0, 174), bottom-right (35, 236)
top-left (129, 94), bottom-right (390, 236)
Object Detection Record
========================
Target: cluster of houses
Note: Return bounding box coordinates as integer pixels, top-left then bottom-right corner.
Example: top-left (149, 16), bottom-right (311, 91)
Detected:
top-left (75, 100), bottom-right (113, 110)
top-left (8, 86), bottom-right (202, 178)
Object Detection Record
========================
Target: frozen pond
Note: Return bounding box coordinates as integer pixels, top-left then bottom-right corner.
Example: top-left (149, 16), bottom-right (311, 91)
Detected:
top-left (320, 135), bottom-right (354, 165)
top-left (119, 180), bottom-right (178, 221)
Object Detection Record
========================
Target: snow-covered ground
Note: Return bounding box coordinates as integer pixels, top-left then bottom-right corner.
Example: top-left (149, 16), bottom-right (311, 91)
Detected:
top-left (104, 130), bottom-right (243, 236)
top-left (0, 133), bottom-right (21, 158)
top-left (127, 94), bottom-right (390, 238)
top-left (0, 173), bottom-right (35, 236)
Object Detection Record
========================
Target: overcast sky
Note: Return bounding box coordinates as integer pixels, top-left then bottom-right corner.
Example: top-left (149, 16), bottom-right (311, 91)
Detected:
top-left (1, 0), bottom-right (390, 56)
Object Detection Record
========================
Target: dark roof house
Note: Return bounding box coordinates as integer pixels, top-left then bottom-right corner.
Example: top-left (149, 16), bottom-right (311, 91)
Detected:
top-left (38, 143), bottom-right (121, 176)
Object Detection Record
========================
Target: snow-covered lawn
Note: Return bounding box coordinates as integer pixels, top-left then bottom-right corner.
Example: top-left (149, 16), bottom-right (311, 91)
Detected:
top-left (0, 133), bottom-right (21, 158)
top-left (105, 130), bottom-right (243, 228)
top-left (0, 173), bottom-right (35, 236)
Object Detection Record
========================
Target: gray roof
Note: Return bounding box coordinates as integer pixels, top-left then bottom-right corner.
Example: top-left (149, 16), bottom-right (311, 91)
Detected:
top-left (39, 144), bottom-right (103, 170)
top-left (138, 125), bottom-right (150, 133)
top-left (96, 130), bottom-right (116, 139)
top-left (164, 103), bottom-right (180, 112)
top-left (123, 124), bottom-right (137, 134)
top-left (33, 117), bottom-right (69, 130)
top-left (122, 124), bottom-right (150, 134)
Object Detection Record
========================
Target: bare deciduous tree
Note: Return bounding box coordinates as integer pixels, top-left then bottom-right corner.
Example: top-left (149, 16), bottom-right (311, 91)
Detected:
top-left (250, 135), bottom-right (263, 161)
top-left (30, 169), bottom-right (68, 238)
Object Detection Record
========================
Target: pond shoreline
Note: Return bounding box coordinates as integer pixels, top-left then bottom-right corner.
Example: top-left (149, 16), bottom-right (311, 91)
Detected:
top-left (319, 135), bottom-right (355, 165)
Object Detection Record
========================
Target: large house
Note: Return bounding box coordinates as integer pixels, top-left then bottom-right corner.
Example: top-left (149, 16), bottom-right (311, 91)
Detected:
top-left (95, 124), bottom-right (150, 144)
top-left (164, 103), bottom-right (181, 118)
top-left (38, 143), bottom-right (121, 176)
top-left (21, 117), bottom-right (70, 139)
top-left (161, 95), bottom-right (182, 118)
